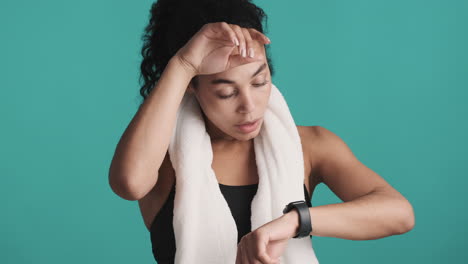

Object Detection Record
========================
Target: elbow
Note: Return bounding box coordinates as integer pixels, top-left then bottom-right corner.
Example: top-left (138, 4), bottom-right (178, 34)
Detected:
top-left (396, 201), bottom-right (415, 234)
top-left (108, 165), bottom-right (147, 201)
top-left (108, 172), bottom-right (141, 201)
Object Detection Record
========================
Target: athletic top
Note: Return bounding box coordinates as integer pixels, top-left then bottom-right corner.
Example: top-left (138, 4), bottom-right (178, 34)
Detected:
top-left (150, 182), bottom-right (312, 263)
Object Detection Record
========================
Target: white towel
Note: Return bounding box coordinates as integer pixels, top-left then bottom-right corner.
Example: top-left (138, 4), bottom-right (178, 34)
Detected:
top-left (168, 82), bottom-right (319, 263)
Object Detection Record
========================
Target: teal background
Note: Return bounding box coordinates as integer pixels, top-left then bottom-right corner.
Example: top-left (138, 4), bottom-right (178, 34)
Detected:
top-left (1, 0), bottom-right (466, 263)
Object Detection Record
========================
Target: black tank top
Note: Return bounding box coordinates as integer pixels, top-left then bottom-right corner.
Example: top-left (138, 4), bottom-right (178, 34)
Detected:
top-left (150, 182), bottom-right (312, 263)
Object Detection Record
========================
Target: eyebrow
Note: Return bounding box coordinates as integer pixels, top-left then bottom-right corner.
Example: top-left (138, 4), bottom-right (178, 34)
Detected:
top-left (210, 63), bottom-right (267, 85)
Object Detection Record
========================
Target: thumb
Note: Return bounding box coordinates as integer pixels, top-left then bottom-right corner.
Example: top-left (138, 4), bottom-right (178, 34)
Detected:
top-left (257, 235), bottom-right (278, 264)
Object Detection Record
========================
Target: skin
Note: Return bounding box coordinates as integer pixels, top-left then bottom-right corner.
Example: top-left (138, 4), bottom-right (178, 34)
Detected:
top-left (186, 41), bottom-right (287, 263)
top-left (142, 25), bottom-right (415, 263)
top-left (185, 51), bottom-right (415, 264)
top-left (186, 38), bottom-right (271, 151)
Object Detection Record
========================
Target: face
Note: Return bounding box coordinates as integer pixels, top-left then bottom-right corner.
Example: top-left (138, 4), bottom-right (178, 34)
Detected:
top-left (186, 45), bottom-right (271, 143)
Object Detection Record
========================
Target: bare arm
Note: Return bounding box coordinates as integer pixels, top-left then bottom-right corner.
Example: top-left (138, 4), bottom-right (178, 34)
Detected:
top-left (108, 56), bottom-right (196, 201)
top-left (282, 126), bottom-right (414, 240)
top-left (283, 189), bottom-right (414, 240)
top-left (108, 22), bottom-right (270, 201)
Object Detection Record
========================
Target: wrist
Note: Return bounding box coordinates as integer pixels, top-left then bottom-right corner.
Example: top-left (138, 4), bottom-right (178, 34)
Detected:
top-left (172, 52), bottom-right (198, 78)
top-left (282, 209), bottom-right (300, 239)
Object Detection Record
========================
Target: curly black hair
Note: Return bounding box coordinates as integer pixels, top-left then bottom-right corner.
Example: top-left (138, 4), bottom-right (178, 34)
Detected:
top-left (138, 0), bottom-right (275, 104)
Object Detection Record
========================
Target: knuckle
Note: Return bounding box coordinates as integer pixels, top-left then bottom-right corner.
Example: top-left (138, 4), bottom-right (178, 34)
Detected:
top-left (232, 24), bottom-right (241, 31)
top-left (257, 252), bottom-right (269, 261)
top-left (253, 228), bottom-right (264, 237)
top-left (239, 236), bottom-right (245, 244)
top-left (202, 23), bottom-right (213, 30)
top-left (242, 28), bottom-right (252, 38)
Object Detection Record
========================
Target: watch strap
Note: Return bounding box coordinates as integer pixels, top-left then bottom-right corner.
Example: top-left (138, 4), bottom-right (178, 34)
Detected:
top-left (282, 200), bottom-right (312, 238)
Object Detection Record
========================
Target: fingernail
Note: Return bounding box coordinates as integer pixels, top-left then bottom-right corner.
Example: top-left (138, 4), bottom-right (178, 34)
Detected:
top-left (249, 48), bottom-right (254, 58)
top-left (235, 38), bottom-right (240, 46)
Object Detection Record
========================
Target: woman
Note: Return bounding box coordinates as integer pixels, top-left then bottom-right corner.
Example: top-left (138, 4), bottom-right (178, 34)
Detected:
top-left (109, 0), bottom-right (415, 263)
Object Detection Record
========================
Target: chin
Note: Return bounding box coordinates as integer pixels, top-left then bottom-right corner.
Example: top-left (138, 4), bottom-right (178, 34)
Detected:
top-left (234, 126), bottom-right (262, 140)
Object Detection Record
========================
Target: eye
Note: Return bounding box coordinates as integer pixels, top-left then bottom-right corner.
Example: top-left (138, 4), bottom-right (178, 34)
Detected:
top-left (217, 80), bottom-right (269, 100)
top-left (253, 80), bottom-right (269, 87)
top-left (218, 94), bottom-right (233, 99)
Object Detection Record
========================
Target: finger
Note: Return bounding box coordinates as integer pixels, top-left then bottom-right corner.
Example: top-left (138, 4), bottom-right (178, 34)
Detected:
top-left (241, 28), bottom-right (256, 58)
top-left (239, 239), bottom-right (250, 264)
top-left (242, 237), bottom-right (256, 264)
top-left (247, 28), bottom-right (271, 44)
top-left (254, 234), bottom-right (277, 264)
top-left (236, 242), bottom-right (242, 264)
top-left (228, 50), bottom-right (264, 69)
top-left (230, 24), bottom-right (247, 57)
top-left (217, 22), bottom-right (240, 46)
top-left (241, 244), bottom-right (250, 264)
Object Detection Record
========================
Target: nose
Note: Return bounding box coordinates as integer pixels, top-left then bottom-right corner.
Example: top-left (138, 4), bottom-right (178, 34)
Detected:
top-left (237, 91), bottom-right (256, 114)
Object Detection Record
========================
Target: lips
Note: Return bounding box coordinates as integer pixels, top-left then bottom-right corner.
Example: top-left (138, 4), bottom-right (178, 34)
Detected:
top-left (237, 118), bottom-right (260, 126)
top-left (235, 118), bottom-right (261, 133)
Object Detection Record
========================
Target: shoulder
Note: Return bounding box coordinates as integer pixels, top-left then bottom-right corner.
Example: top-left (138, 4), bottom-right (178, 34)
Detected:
top-left (296, 125), bottom-right (322, 140)
top-left (296, 125), bottom-right (347, 178)
top-left (296, 125), bottom-right (350, 164)
top-left (296, 124), bottom-right (344, 153)
top-left (296, 125), bottom-right (322, 176)
top-left (297, 125), bottom-right (403, 204)
top-left (296, 125), bottom-right (323, 151)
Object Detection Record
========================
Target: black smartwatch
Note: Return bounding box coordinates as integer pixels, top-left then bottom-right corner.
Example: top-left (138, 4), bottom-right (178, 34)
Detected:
top-left (282, 200), bottom-right (312, 238)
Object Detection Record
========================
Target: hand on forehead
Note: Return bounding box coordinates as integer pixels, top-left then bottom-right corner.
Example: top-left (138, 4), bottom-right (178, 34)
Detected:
top-left (231, 37), bottom-right (266, 59)
top-left (196, 36), bottom-right (268, 82)
top-left (222, 39), bottom-right (267, 74)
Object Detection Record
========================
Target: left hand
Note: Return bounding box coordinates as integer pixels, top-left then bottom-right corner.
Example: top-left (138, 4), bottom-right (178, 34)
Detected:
top-left (235, 212), bottom-right (298, 264)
